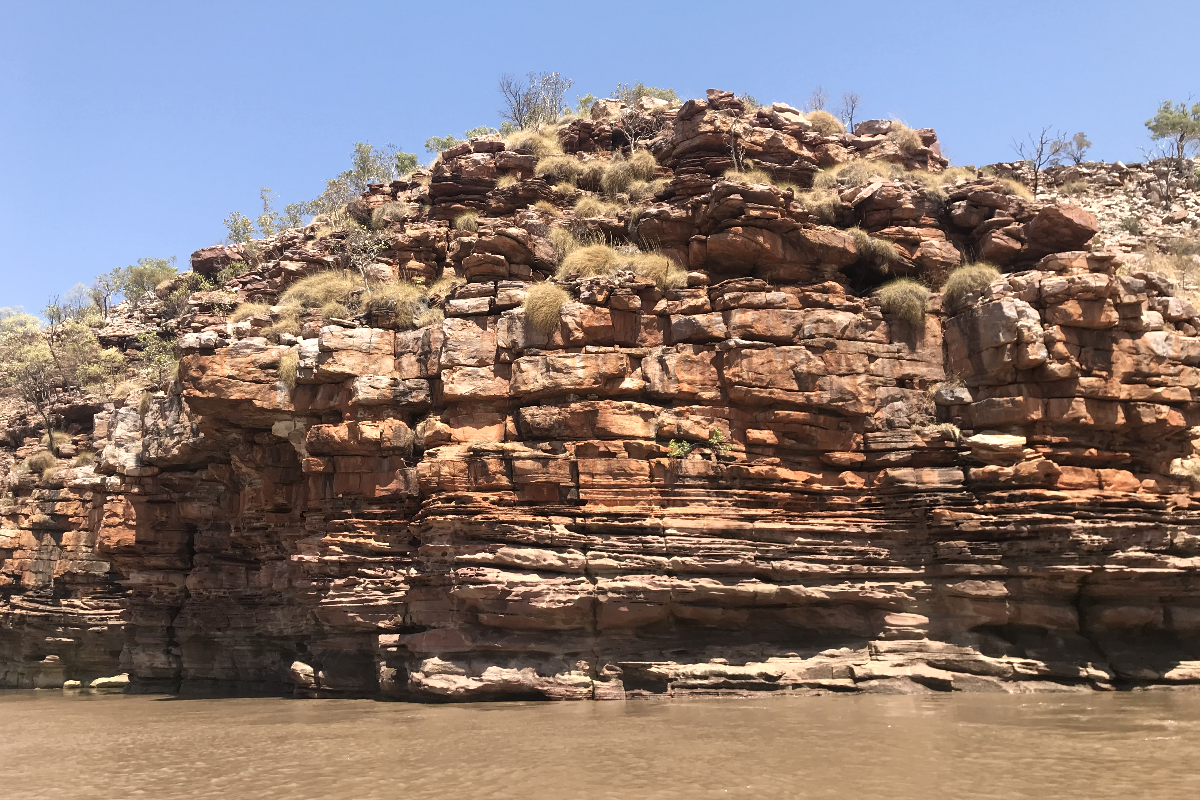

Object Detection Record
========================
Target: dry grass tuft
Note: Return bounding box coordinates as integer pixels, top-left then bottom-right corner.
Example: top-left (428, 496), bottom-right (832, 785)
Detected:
top-left (278, 348), bottom-right (298, 390)
top-left (24, 450), bottom-right (57, 473)
top-left (535, 155), bottom-right (583, 185)
top-left (454, 211), bottom-right (479, 232)
top-left (799, 189), bottom-right (841, 224)
top-left (1059, 180), bottom-right (1087, 196)
top-left (549, 228), bottom-right (579, 263)
top-left (629, 149), bottom-right (658, 181)
top-left (558, 244), bottom-right (620, 280)
top-left (552, 182), bottom-right (579, 199)
top-left (229, 302), bottom-right (271, 322)
top-left (506, 130), bottom-right (562, 158)
top-left (370, 202), bottom-right (410, 229)
top-left (416, 308), bottom-right (444, 328)
top-left (578, 160), bottom-right (607, 191)
top-left (533, 200), bottom-right (559, 214)
top-left (556, 242), bottom-right (686, 290)
top-left (850, 227), bottom-right (903, 270)
top-left (364, 281), bottom-right (428, 328)
top-left (71, 451), bottom-right (95, 467)
top-left (886, 122), bottom-right (923, 155)
top-left (41, 431), bottom-right (71, 450)
top-left (723, 168), bottom-right (772, 185)
top-left (523, 282), bottom-right (570, 335)
top-left (574, 196), bottom-right (620, 218)
top-left (627, 179), bottom-right (667, 202)
top-left (807, 110), bottom-right (845, 136)
top-left (878, 279), bottom-right (929, 325)
top-left (992, 177), bottom-right (1033, 199)
top-left (495, 175), bottom-right (518, 190)
top-left (279, 271), bottom-right (360, 309)
top-left (601, 156), bottom-right (636, 196)
top-left (941, 263), bottom-right (1000, 311)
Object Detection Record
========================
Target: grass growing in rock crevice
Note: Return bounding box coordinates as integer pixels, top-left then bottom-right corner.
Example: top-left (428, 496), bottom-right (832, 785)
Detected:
top-left (523, 283), bottom-right (571, 335)
top-left (941, 263), bottom-right (1000, 311)
top-left (556, 240), bottom-right (687, 291)
top-left (878, 278), bottom-right (929, 325)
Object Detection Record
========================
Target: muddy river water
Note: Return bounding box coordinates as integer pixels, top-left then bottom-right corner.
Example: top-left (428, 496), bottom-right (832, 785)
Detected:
top-left (2, 690), bottom-right (1198, 799)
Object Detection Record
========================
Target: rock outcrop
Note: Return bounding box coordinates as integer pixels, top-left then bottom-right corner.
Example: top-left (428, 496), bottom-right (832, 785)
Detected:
top-left (6, 91), bottom-right (1200, 698)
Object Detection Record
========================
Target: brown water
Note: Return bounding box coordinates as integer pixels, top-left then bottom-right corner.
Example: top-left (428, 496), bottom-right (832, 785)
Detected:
top-left (2, 691), bottom-right (1199, 799)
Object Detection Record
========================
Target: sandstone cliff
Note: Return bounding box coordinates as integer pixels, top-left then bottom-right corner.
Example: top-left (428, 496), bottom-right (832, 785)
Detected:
top-left (5, 90), bottom-right (1200, 698)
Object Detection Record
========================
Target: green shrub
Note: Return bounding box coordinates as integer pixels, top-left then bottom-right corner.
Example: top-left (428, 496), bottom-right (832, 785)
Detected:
top-left (807, 110), bottom-right (845, 136)
top-left (941, 263), bottom-right (1000, 310)
top-left (878, 279), bottom-right (929, 325)
top-left (667, 439), bottom-right (693, 460)
top-left (454, 211), bottom-right (479, 232)
top-left (534, 155), bottom-right (583, 185)
top-left (523, 283), bottom-right (570, 335)
top-left (850, 228), bottom-right (902, 270)
top-left (1119, 217), bottom-right (1143, 235)
top-left (278, 348), bottom-right (298, 390)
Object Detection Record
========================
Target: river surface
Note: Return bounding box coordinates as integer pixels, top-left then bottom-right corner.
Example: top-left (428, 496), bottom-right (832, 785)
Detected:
top-left (2, 690), bottom-right (1199, 799)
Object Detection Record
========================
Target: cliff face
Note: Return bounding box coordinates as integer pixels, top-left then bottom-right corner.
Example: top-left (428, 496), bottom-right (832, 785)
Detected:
top-left (5, 90), bottom-right (1200, 698)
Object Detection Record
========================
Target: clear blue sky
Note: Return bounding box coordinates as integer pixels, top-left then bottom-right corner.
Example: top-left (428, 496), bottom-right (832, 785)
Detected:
top-left (2, 0), bottom-right (1197, 315)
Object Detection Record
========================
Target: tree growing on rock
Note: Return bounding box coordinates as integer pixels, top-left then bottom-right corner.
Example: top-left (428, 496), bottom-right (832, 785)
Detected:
top-left (1146, 98), bottom-right (1200, 162)
top-left (89, 266), bottom-right (130, 319)
top-left (838, 92), bottom-right (862, 131)
top-left (0, 314), bottom-right (123, 451)
top-left (124, 257), bottom-right (178, 307)
top-left (805, 86), bottom-right (828, 112)
top-left (1059, 132), bottom-right (1092, 165)
top-left (498, 71), bottom-right (573, 129)
top-left (1012, 126), bottom-right (1065, 194)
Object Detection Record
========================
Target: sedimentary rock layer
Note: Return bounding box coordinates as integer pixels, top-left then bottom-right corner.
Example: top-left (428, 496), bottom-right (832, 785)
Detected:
top-left (4, 90), bottom-right (1200, 697)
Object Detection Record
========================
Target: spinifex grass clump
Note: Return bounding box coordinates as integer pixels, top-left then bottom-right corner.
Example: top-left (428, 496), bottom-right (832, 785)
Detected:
top-left (556, 240), bottom-right (687, 291)
top-left (850, 228), bottom-right (902, 271)
top-left (523, 282), bottom-right (570, 335)
top-left (878, 278), bottom-right (929, 325)
top-left (941, 263), bottom-right (1000, 310)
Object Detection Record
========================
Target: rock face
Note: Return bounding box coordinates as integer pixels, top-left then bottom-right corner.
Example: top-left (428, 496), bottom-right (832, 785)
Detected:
top-left (4, 92), bottom-right (1200, 698)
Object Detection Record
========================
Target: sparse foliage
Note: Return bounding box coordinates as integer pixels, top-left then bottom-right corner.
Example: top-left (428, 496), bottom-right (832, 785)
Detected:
top-left (499, 71), bottom-right (573, 129)
top-left (613, 83), bottom-right (678, 106)
top-left (1146, 98), bottom-right (1200, 162)
top-left (223, 211), bottom-right (255, 243)
top-left (805, 86), bottom-right (829, 112)
top-left (838, 92), bottom-right (862, 131)
top-left (125, 257), bottom-right (178, 307)
top-left (1012, 126), bottom-right (1065, 194)
top-left (1060, 132), bottom-right (1092, 165)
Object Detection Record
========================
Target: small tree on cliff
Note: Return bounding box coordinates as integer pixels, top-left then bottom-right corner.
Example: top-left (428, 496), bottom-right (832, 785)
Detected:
top-left (1060, 132), bottom-right (1092, 165)
top-left (498, 71), bottom-right (573, 129)
top-left (1012, 126), bottom-right (1065, 194)
top-left (0, 314), bottom-right (123, 452)
top-left (1146, 98), bottom-right (1200, 162)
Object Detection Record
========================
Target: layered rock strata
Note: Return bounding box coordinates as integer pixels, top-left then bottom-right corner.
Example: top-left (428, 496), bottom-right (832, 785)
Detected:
top-left (5, 90), bottom-right (1200, 698)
